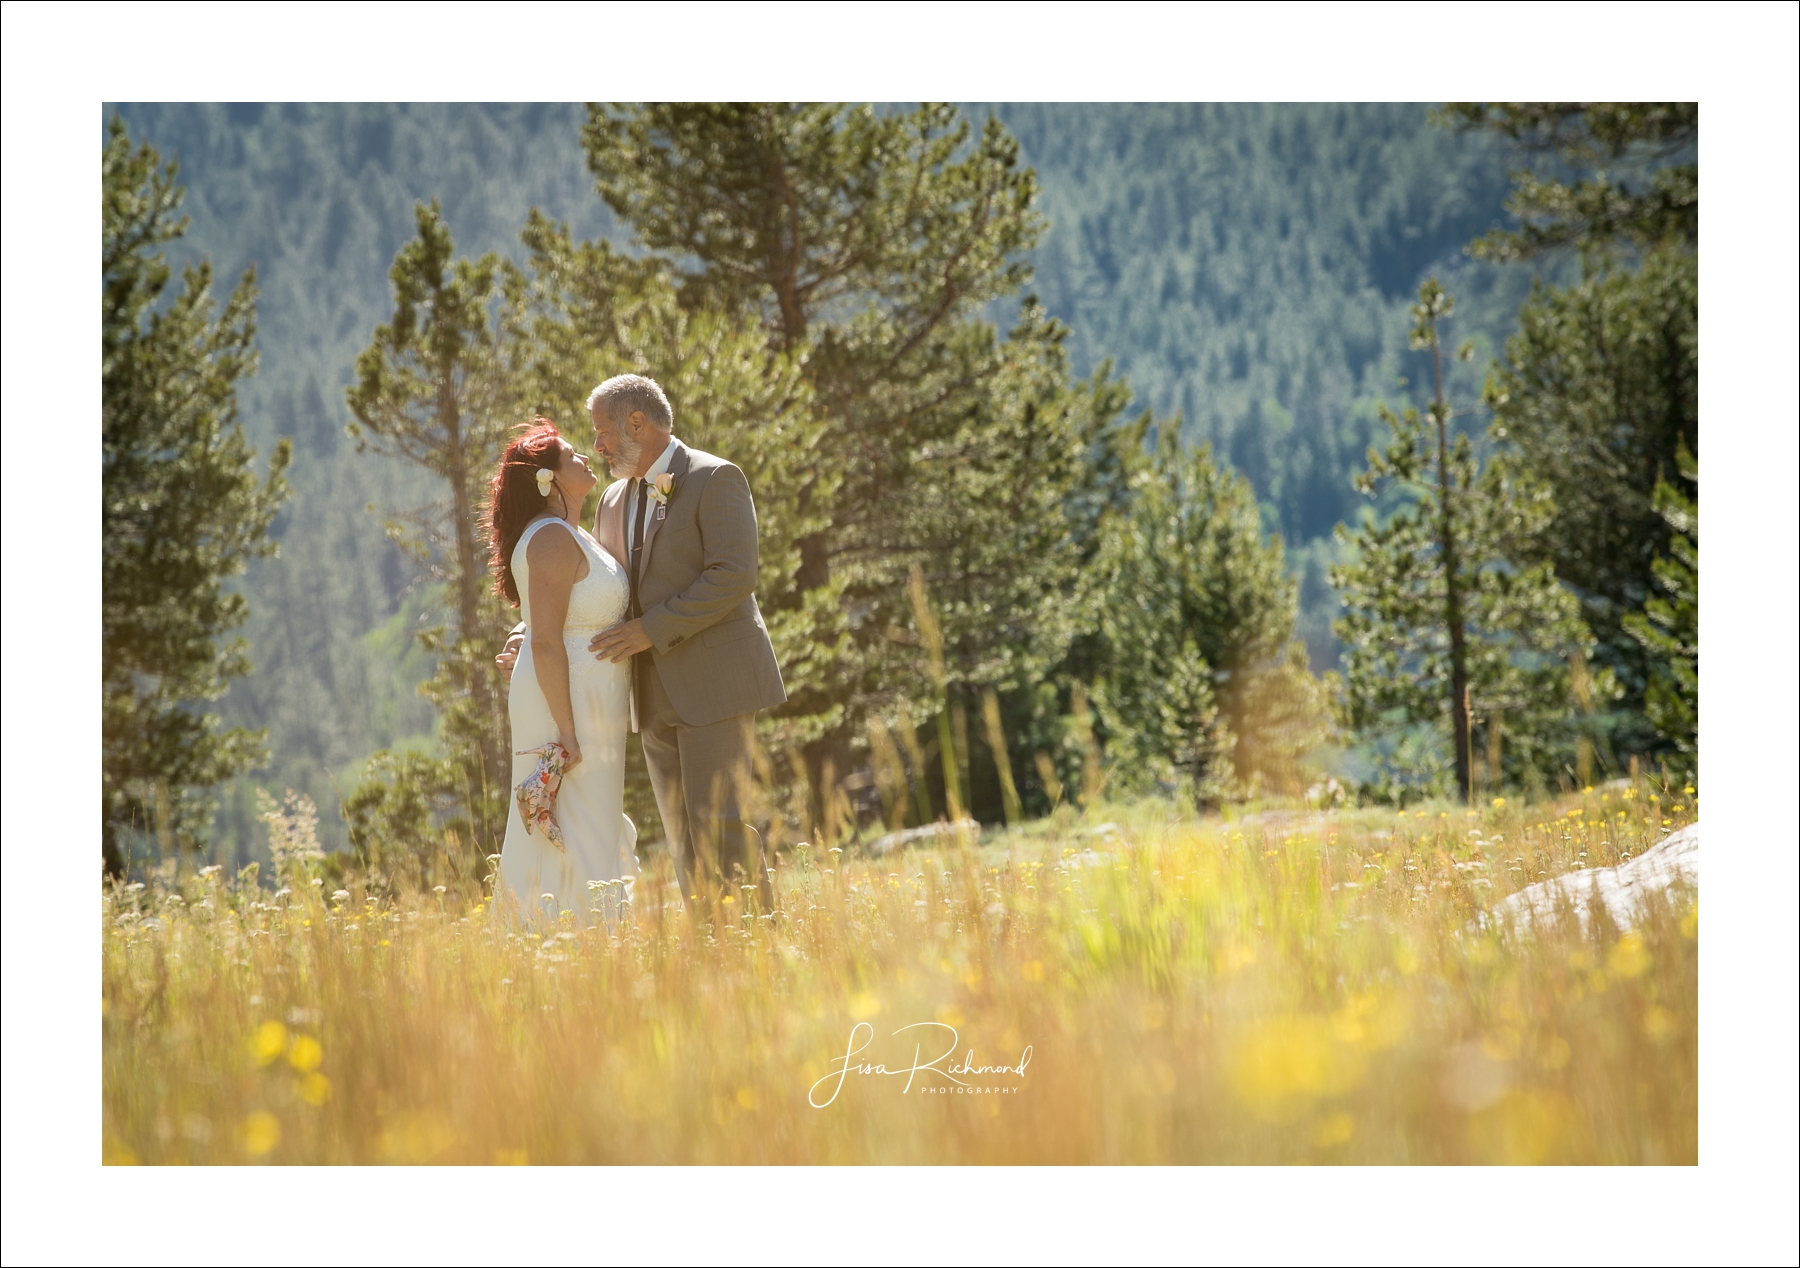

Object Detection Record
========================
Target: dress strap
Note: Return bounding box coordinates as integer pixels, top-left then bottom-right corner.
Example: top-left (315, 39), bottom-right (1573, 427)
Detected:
top-left (518, 515), bottom-right (578, 547)
top-left (514, 515), bottom-right (583, 566)
top-left (514, 515), bottom-right (593, 588)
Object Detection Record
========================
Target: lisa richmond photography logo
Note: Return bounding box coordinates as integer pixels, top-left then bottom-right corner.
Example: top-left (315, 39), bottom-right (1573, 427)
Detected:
top-left (808, 1022), bottom-right (1034, 1108)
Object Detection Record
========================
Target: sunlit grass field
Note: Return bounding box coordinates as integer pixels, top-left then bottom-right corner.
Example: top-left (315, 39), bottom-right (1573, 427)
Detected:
top-left (102, 781), bottom-right (1697, 1165)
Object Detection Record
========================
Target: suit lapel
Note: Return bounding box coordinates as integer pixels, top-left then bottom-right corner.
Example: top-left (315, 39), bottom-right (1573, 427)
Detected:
top-left (637, 438), bottom-right (689, 580)
top-left (595, 479), bottom-right (629, 567)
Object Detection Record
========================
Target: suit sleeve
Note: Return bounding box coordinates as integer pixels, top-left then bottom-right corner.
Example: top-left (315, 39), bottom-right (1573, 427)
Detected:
top-left (639, 464), bottom-right (759, 654)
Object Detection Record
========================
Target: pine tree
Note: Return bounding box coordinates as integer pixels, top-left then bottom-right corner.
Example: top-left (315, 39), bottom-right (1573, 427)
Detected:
top-left (345, 201), bottom-right (516, 839)
top-left (580, 103), bottom-right (1096, 815)
top-left (1483, 249), bottom-right (1696, 756)
top-left (1622, 445), bottom-right (1697, 761)
top-left (1333, 280), bottom-right (1593, 803)
top-left (102, 119), bottom-right (291, 874)
top-left (1434, 103), bottom-right (1696, 261)
top-left (1440, 103), bottom-right (1697, 763)
top-left (1079, 424), bottom-right (1324, 803)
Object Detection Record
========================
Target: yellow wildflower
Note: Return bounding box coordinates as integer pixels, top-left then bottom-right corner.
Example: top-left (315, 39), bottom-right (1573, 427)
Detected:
top-left (251, 1021), bottom-right (288, 1067)
top-left (241, 1112), bottom-right (281, 1157)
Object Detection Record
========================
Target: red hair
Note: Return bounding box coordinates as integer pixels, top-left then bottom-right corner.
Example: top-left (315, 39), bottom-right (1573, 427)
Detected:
top-left (485, 419), bottom-right (564, 605)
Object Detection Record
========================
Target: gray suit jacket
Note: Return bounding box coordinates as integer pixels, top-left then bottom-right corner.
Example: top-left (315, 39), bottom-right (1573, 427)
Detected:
top-left (594, 438), bottom-right (787, 729)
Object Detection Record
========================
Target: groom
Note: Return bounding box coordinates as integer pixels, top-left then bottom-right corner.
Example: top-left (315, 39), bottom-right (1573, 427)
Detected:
top-left (504, 374), bottom-right (787, 913)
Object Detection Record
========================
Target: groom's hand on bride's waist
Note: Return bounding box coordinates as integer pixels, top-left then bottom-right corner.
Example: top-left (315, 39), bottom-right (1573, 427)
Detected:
top-left (589, 618), bottom-right (653, 663)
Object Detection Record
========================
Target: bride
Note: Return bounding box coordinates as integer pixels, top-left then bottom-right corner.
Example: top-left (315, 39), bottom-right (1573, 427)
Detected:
top-left (486, 419), bottom-right (636, 922)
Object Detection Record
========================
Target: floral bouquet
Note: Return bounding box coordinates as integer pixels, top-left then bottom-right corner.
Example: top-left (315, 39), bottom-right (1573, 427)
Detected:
top-left (514, 742), bottom-right (569, 853)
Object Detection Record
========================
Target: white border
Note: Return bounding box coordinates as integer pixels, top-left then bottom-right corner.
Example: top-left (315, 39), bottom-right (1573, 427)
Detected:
top-left (3, 2), bottom-right (1795, 1264)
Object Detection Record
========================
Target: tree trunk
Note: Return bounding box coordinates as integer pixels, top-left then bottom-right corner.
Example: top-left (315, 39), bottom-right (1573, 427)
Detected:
top-left (439, 364), bottom-right (506, 794)
top-left (795, 532), bottom-right (831, 591)
top-left (440, 372), bottom-right (482, 643)
top-left (760, 106), bottom-right (808, 350)
top-left (1430, 338), bottom-right (1473, 804)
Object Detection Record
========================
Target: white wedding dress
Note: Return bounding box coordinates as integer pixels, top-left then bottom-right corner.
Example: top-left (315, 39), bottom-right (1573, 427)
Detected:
top-left (498, 516), bottom-right (637, 923)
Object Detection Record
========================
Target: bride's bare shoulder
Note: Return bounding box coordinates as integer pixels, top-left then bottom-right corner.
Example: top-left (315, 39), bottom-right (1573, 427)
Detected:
top-left (523, 517), bottom-right (583, 564)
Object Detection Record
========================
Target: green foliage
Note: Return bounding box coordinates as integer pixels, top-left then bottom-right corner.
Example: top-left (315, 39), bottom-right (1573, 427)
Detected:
top-left (346, 201), bottom-right (513, 652)
top-left (1622, 446), bottom-right (1697, 760)
top-left (1436, 103), bottom-right (1698, 766)
top-left (341, 747), bottom-right (482, 880)
top-left (1078, 424), bottom-right (1325, 803)
top-left (1435, 103), bottom-right (1696, 260)
top-left (341, 204), bottom-right (519, 853)
top-left (579, 104), bottom-right (1322, 821)
top-left (1333, 281), bottom-right (1594, 804)
top-left (1484, 249), bottom-right (1697, 752)
top-left (107, 104), bottom-right (612, 860)
top-left (981, 103), bottom-right (1528, 560)
top-left (102, 118), bottom-right (292, 874)
top-left (584, 104), bottom-right (1042, 349)
top-left (582, 105), bottom-right (1095, 799)
top-left (102, 103), bottom-right (1558, 858)
top-left (92, 97), bottom-right (1711, 914)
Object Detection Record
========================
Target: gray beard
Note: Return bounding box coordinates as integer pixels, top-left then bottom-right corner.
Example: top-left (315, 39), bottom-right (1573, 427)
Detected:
top-left (607, 434), bottom-right (642, 481)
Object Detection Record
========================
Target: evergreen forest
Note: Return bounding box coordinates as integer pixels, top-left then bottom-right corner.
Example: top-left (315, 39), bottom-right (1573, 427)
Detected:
top-left (101, 102), bottom-right (1694, 866)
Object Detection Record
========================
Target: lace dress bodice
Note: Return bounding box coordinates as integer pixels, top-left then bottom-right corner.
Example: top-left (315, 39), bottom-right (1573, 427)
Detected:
top-left (512, 516), bottom-right (629, 636)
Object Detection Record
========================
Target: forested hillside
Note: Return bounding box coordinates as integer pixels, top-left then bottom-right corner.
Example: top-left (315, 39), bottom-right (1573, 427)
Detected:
top-left (109, 104), bottom-right (615, 853)
top-left (109, 102), bottom-right (1540, 857)
top-left (976, 103), bottom-right (1546, 658)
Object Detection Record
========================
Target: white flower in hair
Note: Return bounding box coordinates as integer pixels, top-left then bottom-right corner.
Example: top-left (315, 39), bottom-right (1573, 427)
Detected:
top-left (535, 467), bottom-right (556, 497)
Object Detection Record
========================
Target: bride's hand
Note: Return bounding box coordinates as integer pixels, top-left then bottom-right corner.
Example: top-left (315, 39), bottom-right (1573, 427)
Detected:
top-left (495, 630), bottom-right (525, 678)
top-left (556, 731), bottom-right (583, 773)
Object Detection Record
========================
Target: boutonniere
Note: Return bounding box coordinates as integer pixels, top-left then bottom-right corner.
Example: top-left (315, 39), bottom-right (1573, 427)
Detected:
top-left (647, 471), bottom-right (675, 519)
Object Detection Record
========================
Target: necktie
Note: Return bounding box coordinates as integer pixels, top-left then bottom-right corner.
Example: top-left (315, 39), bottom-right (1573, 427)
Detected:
top-left (629, 478), bottom-right (649, 619)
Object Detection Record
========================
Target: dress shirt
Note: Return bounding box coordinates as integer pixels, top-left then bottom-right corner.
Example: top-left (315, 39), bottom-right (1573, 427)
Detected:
top-left (622, 436), bottom-right (678, 545)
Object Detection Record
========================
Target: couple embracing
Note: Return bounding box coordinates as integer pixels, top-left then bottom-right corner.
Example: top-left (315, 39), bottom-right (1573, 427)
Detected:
top-left (485, 374), bottom-right (784, 922)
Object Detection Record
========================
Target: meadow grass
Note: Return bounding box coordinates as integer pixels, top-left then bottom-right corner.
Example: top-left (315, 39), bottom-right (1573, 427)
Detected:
top-left (102, 780), bottom-right (1697, 1164)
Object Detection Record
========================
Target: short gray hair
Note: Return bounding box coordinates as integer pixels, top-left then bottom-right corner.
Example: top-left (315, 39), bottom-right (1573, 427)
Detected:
top-left (586, 374), bottom-right (673, 432)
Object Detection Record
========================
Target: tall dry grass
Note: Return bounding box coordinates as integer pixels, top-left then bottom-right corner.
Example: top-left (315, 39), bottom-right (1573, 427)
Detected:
top-left (102, 781), bottom-right (1697, 1164)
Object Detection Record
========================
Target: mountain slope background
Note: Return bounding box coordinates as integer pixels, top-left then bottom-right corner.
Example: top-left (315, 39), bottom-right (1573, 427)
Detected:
top-left (108, 102), bottom-right (1542, 857)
